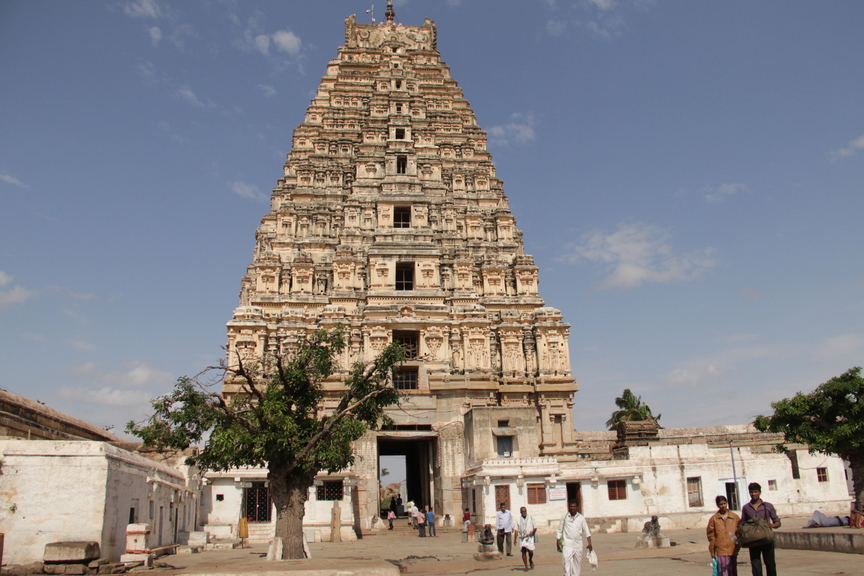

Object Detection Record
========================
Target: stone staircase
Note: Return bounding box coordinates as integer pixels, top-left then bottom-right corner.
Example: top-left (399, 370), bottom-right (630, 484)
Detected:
top-left (246, 521), bottom-right (276, 543)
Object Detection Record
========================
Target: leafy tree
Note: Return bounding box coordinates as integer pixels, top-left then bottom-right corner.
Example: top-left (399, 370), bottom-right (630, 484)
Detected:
top-left (127, 328), bottom-right (405, 559)
top-left (754, 366), bottom-right (864, 510)
top-left (605, 388), bottom-right (662, 430)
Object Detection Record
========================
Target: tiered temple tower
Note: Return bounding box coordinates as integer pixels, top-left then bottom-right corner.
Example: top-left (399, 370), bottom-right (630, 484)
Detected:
top-left (223, 5), bottom-right (579, 531)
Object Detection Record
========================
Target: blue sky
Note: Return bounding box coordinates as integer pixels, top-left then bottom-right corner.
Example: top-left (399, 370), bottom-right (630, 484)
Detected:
top-left (1, 0), bottom-right (863, 440)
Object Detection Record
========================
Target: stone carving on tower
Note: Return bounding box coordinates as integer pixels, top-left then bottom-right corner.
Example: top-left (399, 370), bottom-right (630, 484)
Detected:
top-left (225, 4), bottom-right (579, 481)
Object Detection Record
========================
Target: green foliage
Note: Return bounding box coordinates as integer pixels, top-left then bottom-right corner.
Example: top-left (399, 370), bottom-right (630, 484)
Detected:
top-left (753, 366), bottom-right (864, 459)
top-left (754, 366), bottom-right (864, 509)
top-left (605, 388), bottom-right (662, 430)
top-left (126, 327), bottom-right (405, 478)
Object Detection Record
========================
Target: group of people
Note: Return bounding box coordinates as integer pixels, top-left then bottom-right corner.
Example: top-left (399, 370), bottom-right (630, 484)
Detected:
top-left (387, 480), bottom-right (780, 576)
top-left (386, 496), bottom-right (437, 537)
top-left (492, 500), bottom-right (593, 575)
top-left (707, 482), bottom-right (782, 576)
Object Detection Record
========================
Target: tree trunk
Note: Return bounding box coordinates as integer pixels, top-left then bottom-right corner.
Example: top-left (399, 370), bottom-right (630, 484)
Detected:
top-left (848, 452), bottom-right (864, 512)
top-left (269, 464), bottom-right (315, 559)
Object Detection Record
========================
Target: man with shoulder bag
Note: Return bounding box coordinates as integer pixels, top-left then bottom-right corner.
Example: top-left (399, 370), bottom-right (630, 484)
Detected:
top-left (739, 482), bottom-right (781, 576)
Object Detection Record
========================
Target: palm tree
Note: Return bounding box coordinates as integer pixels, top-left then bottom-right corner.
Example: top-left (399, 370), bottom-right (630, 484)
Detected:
top-left (605, 388), bottom-right (662, 429)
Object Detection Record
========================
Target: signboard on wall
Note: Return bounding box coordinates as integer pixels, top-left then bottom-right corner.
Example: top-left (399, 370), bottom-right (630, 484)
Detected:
top-left (549, 486), bottom-right (567, 501)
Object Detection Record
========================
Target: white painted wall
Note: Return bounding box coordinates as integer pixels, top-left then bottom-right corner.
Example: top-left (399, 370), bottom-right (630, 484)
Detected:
top-left (0, 440), bottom-right (193, 564)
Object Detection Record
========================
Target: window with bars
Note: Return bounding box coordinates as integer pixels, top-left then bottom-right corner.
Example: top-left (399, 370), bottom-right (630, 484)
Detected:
top-left (393, 206), bottom-right (411, 228)
top-left (393, 331), bottom-right (419, 359)
top-left (393, 367), bottom-right (418, 390)
top-left (395, 128), bottom-right (405, 139)
top-left (396, 155), bottom-right (407, 174)
top-left (817, 467), bottom-right (828, 482)
top-left (316, 480), bottom-right (344, 501)
top-left (395, 262), bottom-right (414, 290)
top-left (686, 476), bottom-right (703, 507)
top-left (607, 479), bottom-right (627, 500)
top-left (527, 483), bottom-right (547, 505)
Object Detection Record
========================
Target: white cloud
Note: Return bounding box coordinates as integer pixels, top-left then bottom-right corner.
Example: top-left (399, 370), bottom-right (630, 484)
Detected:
top-left (546, 19), bottom-right (568, 36)
top-left (815, 333), bottom-right (864, 359)
top-left (65, 339), bottom-right (97, 352)
top-left (257, 84), bottom-right (276, 97)
top-left (148, 26), bottom-right (162, 46)
top-left (828, 134), bottom-right (864, 163)
top-left (123, 0), bottom-right (162, 19)
top-left (587, 0), bottom-right (617, 10)
top-left (254, 34), bottom-right (270, 55)
top-left (703, 182), bottom-right (746, 203)
top-left (562, 222), bottom-right (716, 289)
top-left (56, 386), bottom-right (153, 408)
top-left (68, 360), bottom-right (174, 389)
top-left (487, 112), bottom-right (536, 147)
top-left (231, 181), bottom-right (266, 201)
top-left (0, 272), bottom-right (37, 307)
top-left (177, 87), bottom-right (203, 107)
top-left (665, 362), bottom-right (724, 388)
top-left (272, 30), bottom-right (301, 55)
top-left (1, 173), bottom-right (27, 188)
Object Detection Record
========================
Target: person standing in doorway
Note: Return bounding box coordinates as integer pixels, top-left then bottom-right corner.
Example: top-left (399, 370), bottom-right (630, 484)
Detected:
top-left (516, 506), bottom-right (537, 571)
top-left (556, 499), bottom-right (593, 576)
top-left (741, 483), bottom-right (781, 576)
top-left (427, 506), bottom-right (436, 537)
top-left (496, 501), bottom-right (514, 556)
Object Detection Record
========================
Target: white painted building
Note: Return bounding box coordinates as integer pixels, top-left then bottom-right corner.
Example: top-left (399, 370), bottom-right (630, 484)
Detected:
top-left (0, 440), bottom-right (199, 564)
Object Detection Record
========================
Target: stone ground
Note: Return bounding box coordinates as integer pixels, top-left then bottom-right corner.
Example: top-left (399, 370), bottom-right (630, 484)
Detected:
top-left (143, 517), bottom-right (861, 576)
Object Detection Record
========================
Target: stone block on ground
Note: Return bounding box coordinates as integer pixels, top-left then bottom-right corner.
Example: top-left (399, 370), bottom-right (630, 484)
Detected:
top-left (97, 563), bottom-right (127, 574)
top-left (119, 553), bottom-right (152, 568)
top-left (186, 531), bottom-right (209, 547)
top-left (266, 537), bottom-right (283, 561)
top-left (63, 565), bottom-right (86, 575)
top-left (44, 542), bottom-right (100, 564)
top-left (3, 562), bottom-right (45, 575)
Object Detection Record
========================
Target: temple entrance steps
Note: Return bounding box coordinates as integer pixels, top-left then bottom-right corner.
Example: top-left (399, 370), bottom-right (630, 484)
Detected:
top-left (246, 521), bottom-right (276, 543)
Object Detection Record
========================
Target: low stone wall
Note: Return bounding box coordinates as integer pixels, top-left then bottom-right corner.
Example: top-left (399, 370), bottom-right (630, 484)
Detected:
top-left (775, 531), bottom-right (864, 554)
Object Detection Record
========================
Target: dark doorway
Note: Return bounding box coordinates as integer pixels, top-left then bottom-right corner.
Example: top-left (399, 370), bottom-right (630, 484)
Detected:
top-left (244, 482), bottom-right (271, 522)
top-left (566, 482), bottom-right (582, 514)
top-left (725, 482), bottom-right (741, 511)
top-left (378, 435), bottom-right (436, 512)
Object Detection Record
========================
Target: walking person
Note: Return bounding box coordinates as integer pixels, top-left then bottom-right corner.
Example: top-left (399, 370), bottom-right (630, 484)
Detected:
top-left (741, 483), bottom-right (781, 576)
top-left (409, 501), bottom-right (418, 528)
top-left (516, 506), bottom-right (537, 571)
top-left (496, 501), bottom-right (514, 556)
top-left (708, 495), bottom-right (740, 576)
top-left (416, 506), bottom-right (427, 537)
top-left (427, 506), bottom-right (436, 537)
top-left (387, 508), bottom-right (396, 531)
top-left (556, 499), bottom-right (593, 576)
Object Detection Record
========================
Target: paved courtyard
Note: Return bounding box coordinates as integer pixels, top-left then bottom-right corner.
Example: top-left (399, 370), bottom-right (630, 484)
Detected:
top-left (151, 518), bottom-right (861, 576)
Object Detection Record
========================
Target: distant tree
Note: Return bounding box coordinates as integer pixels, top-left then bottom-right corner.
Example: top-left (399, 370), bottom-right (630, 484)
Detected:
top-left (754, 366), bottom-right (864, 510)
top-left (605, 388), bottom-right (662, 430)
top-left (127, 328), bottom-right (404, 559)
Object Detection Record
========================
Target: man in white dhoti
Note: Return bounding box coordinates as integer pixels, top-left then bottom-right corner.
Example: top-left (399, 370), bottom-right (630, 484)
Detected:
top-left (556, 500), bottom-right (593, 576)
top-left (516, 506), bottom-right (537, 571)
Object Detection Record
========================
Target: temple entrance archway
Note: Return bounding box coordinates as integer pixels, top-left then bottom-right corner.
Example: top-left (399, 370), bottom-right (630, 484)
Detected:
top-left (378, 434), bottom-right (437, 514)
